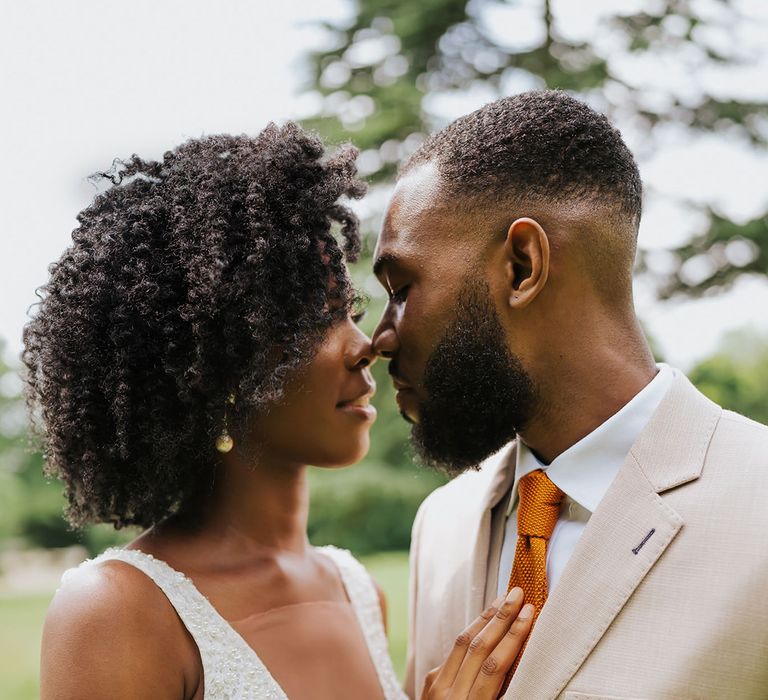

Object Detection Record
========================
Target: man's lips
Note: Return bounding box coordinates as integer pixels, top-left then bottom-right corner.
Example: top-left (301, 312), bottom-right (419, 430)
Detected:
top-left (391, 377), bottom-right (413, 391)
top-left (391, 375), bottom-right (418, 404)
top-left (393, 384), bottom-right (419, 423)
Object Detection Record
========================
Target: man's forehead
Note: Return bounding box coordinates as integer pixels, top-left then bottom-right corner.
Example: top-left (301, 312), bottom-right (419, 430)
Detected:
top-left (392, 160), bottom-right (444, 209)
top-left (376, 161), bottom-right (452, 264)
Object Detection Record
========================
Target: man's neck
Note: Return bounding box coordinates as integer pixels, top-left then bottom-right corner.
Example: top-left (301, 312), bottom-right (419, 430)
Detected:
top-left (520, 344), bottom-right (658, 465)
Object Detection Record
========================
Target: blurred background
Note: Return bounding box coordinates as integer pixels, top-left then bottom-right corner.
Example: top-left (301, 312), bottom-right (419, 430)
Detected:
top-left (1, 0), bottom-right (767, 697)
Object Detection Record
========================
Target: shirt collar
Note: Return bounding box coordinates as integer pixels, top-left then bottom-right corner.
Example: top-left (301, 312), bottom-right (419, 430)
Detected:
top-left (507, 363), bottom-right (676, 516)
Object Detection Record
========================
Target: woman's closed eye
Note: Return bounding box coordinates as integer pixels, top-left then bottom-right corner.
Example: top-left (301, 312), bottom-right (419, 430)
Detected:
top-left (351, 310), bottom-right (367, 325)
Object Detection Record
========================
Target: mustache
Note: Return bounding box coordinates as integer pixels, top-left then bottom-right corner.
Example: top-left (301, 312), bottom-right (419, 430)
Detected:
top-left (388, 358), bottom-right (414, 390)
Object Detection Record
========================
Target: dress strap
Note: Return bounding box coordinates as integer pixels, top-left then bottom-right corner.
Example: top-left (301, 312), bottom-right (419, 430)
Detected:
top-left (318, 546), bottom-right (407, 700)
top-left (67, 547), bottom-right (287, 700)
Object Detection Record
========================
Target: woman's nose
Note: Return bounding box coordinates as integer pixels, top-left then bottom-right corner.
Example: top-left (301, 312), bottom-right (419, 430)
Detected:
top-left (347, 323), bottom-right (377, 370)
top-left (353, 344), bottom-right (376, 369)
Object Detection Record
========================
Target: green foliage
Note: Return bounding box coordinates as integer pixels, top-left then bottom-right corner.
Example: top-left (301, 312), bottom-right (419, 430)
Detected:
top-left (304, 0), bottom-right (768, 294)
top-left (689, 330), bottom-right (768, 424)
top-left (653, 211), bottom-right (768, 299)
top-left (305, 0), bottom-right (467, 169)
top-left (359, 550), bottom-right (410, 678)
top-left (0, 343), bottom-right (133, 554)
top-left (0, 345), bottom-right (52, 547)
top-left (308, 463), bottom-right (445, 555)
top-left (0, 593), bottom-right (51, 700)
top-left (0, 470), bottom-right (22, 539)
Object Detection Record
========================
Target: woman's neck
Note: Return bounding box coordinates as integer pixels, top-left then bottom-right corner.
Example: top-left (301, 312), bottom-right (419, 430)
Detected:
top-left (200, 453), bottom-right (311, 555)
top-left (136, 452), bottom-right (312, 569)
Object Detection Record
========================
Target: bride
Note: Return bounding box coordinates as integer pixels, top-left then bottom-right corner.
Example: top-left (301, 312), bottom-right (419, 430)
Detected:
top-left (24, 123), bottom-right (532, 699)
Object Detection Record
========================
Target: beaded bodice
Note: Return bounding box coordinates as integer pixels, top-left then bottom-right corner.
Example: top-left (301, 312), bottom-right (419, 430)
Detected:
top-left (64, 545), bottom-right (406, 699)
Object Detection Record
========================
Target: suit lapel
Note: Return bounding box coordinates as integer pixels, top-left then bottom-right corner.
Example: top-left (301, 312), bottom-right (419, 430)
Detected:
top-left (463, 442), bottom-right (518, 625)
top-left (504, 373), bottom-right (721, 699)
top-left (505, 450), bottom-right (683, 699)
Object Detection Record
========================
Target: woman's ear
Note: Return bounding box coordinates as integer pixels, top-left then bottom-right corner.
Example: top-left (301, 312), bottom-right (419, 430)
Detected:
top-left (502, 217), bottom-right (550, 309)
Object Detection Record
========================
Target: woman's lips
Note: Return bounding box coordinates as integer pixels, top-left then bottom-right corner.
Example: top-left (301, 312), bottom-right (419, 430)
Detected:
top-left (336, 395), bottom-right (377, 421)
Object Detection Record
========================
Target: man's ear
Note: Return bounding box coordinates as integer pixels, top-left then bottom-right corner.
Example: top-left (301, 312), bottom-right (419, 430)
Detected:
top-left (503, 217), bottom-right (550, 309)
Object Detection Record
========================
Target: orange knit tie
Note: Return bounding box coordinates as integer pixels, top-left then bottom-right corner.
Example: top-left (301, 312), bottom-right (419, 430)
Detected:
top-left (500, 469), bottom-right (565, 694)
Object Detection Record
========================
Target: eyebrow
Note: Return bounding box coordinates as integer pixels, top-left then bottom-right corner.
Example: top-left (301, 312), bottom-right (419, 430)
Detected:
top-left (373, 252), bottom-right (401, 278)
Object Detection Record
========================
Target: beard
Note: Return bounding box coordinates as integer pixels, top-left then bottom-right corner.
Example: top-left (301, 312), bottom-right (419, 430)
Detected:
top-left (409, 280), bottom-right (538, 476)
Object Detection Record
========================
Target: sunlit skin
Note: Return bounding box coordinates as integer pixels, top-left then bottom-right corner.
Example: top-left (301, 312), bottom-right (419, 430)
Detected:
top-left (372, 161), bottom-right (657, 464)
top-left (40, 316), bottom-right (380, 699)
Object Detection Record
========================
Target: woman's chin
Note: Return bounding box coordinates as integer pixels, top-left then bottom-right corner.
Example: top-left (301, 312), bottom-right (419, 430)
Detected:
top-left (312, 437), bottom-right (371, 469)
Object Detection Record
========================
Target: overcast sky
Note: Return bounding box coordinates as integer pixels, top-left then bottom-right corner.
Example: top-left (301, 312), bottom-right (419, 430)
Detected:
top-left (2, 0), bottom-right (767, 373)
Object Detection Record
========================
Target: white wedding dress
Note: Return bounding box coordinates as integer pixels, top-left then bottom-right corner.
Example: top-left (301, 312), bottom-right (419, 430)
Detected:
top-left (63, 545), bottom-right (408, 699)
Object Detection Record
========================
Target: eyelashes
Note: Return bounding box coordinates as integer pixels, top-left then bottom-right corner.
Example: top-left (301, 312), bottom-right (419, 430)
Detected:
top-left (390, 285), bottom-right (410, 303)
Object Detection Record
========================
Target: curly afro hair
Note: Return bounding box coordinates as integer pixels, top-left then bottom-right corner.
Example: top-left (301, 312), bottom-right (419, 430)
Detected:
top-left (23, 122), bottom-right (366, 529)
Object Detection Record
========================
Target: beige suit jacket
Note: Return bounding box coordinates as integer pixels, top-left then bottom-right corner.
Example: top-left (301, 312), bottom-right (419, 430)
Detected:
top-left (405, 372), bottom-right (768, 699)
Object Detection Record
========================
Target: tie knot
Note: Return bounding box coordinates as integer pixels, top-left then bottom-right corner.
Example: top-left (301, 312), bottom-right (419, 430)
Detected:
top-left (516, 469), bottom-right (565, 539)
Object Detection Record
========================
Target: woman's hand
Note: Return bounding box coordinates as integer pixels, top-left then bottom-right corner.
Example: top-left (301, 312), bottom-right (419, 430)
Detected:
top-left (422, 587), bottom-right (533, 700)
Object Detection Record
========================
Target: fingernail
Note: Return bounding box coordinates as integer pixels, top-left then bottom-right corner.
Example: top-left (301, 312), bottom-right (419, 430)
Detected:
top-left (518, 604), bottom-right (534, 620)
top-left (491, 595), bottom-right (504, 608)
top-left (506, 587), bottom-right (523, 602)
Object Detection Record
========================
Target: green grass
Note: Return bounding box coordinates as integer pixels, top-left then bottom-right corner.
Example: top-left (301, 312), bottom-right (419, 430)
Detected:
top-left (0, 593), bottom-right (52, 700)
top-left (0, 551), bottom-right (409, 699)
top-left (360, 550), bottom-right (410, 679)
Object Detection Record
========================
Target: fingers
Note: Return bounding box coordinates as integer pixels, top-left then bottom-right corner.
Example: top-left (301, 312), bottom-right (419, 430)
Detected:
top-left (467, 603), bottom-right (534, 699)
top-left (422, 667), bottom-right (440, 697)
top-left (428, 595), bottom-right (506, 696)
top-left (447, 588), bottom-right (526, 699)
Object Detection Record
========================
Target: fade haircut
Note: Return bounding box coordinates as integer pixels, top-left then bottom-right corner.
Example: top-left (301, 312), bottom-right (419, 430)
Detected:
top-left (402, 90), bottom-right (641, 227)
top-left (400, 90), bottom-right (643, 300)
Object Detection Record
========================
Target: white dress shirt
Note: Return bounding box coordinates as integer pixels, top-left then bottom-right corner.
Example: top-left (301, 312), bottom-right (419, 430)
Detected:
top-left (496, 364), bottom-right (676, 598)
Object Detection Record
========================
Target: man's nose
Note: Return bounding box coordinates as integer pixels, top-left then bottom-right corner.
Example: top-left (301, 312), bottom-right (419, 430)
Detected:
top-left (371, 315), bottom-right (399, 359)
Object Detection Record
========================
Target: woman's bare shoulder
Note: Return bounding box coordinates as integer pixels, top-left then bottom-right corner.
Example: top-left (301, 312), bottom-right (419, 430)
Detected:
top-left (46, 557), bottom-right (181, 640)
top-left (41, 558), bottom-right (201, 699)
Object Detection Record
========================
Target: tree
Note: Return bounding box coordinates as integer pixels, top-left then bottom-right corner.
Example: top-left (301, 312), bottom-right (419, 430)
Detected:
top-left (303, 0), bottom-right (768, 297)
top-left (688, 330), bottom-right (768, 424)
top-left (0, 344), bottom-right (132, 554)
top-left (0, 345), bottom-right (63, 548)
top-left (0, 346), bottom-right (27, 542)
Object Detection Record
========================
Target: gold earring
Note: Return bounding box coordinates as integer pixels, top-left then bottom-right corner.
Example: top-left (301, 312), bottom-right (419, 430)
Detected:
top-left (215, 393), bottom-right (236, 453)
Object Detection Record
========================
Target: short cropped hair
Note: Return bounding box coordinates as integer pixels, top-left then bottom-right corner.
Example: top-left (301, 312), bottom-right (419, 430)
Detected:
top-left (402, 90), bottom-right (642, 229)
top-left (23, 123), bottom-right (365, 529)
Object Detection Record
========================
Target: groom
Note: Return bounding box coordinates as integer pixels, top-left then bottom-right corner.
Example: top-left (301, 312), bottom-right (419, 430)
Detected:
top-left (371, 91), bottom-right (768, 699)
